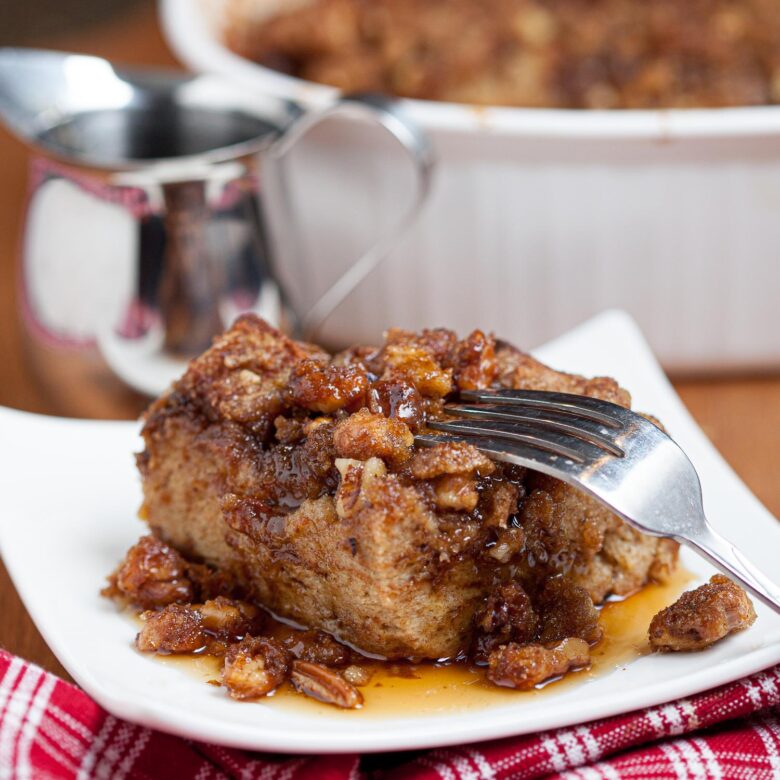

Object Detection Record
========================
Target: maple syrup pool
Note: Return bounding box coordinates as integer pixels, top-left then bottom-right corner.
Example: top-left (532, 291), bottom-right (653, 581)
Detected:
top-left (143, 567), bottom-right (695, 717)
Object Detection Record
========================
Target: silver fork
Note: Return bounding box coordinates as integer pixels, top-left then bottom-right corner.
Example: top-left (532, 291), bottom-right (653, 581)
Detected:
top-left (415, 388), bottom-right (780, 614)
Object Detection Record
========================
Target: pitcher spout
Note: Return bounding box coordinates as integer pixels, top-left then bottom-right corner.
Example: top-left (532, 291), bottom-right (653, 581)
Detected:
top-left (0, 48), bottom-right (135, 158)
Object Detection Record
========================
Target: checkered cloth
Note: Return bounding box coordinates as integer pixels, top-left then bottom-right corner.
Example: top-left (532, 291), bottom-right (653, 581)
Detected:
top-left (1, 650), bottom-right (779, 779)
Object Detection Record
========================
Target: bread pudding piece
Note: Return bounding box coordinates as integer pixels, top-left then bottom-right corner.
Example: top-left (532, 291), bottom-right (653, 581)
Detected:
top-left (225, 0), bottom-right (780, 109)
top-left (138, 315), bottom-right (677, 661)
top-left (649, 575), bottom-right (756, 652)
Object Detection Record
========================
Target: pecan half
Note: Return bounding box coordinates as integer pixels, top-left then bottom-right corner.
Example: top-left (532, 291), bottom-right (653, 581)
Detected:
top-left (290, 661), bottom-right (363, 708)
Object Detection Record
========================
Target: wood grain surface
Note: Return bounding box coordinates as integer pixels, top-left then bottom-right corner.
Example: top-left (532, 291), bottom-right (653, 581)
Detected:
top-left (0, 1), bottom-right (778, 686)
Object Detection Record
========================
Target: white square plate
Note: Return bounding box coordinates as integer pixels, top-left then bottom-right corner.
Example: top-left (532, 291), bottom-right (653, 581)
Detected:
top-left (1, 310), bottom-right (779, 754)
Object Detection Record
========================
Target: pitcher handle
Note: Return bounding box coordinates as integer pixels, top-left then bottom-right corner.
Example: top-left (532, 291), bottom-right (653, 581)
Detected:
top-left (268, 94), bottom-right (434, 341)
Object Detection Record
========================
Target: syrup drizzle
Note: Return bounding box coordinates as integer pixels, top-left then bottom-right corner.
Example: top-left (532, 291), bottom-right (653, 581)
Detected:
top-left (150, 567), bottom-right (696, 716)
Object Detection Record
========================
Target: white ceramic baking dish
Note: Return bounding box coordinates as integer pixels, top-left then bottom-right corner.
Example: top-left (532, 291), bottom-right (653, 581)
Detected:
top-left (161, 0), bottom-right (780, 371)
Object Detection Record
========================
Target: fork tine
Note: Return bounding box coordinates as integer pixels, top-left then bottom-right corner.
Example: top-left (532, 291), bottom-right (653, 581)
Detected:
top-left (414, 432), bottom-right (589, 475)
top-left (445, 403), bottom-right (625, 457)
top-left (459, 389), bottom-right (626, 429)
top-left (426, 419), bottom-right (590, 462)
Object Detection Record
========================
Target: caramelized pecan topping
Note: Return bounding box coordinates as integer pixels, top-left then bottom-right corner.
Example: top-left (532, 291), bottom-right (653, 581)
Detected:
top-left (198, 596), bottom-right (266, 640)
top-left (649, 575), bottom-right (756, 652)
top-left (333, 408), bottom-right (414, 467)
top-left (367, 377), bottom-right (424, 429)
top-left (104, 535), bottom-right (195, 609)
top-left (381, 343), bottom-right (453, 398)
top-left (487, 638), bottom-right (590, 690)
top-left (103, 535), bottom-right (238, 609)
top-left (222, 636), bottom-right (291, 700)
top-left (287, 359), bottom-right (368, 413)
top-left (451, 329), bottom-right (498, 391)
top-left (136, 604), bottom-right (206, 654)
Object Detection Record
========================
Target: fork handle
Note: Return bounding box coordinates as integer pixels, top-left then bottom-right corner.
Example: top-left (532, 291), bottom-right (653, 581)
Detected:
top-left (683, 526), bottom-right (780, 615)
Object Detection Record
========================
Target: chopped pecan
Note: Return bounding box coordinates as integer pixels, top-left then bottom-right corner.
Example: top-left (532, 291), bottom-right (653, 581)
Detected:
top-left (136, 596), bottom-right (264, 655)
top-left (487, 638), bottom-right (590, 689)
top-left (381, 343), bottom-right (453, 398)
top-left (303, 416), bottom-right (333, 435)
top-left (333, 408), bottom-right (414, 466)
top-left (649, 575), bottom-right (757, 652)
top-left (290, 661), bottom-right (363, 708)
top-left (384, 327), bottom-right (458, 365)
top-left (330, 343), bottom-right (380, 369)
top-left (199, 596), bottom-right (266, 640)
top-left (105, 535), bottom-right (194, 609)
top-left (287, 359), bottom-right (368, 413)
top-left (452, 330), bottom-right (498, 391)
top-left (222, 636), bottom-right (291, 700)
top-left (103, 535), bottom-right (238, 609)
top-left (367, 377), bottom-right (424, 429)
top-left (432, 473), bottom-right (480, 511)
top-left (409, 441), bottom-right (495, 480)
top-left (334, 457), bottom-right (387, 519)
top-left (136, 604), bottom-right (206, 654)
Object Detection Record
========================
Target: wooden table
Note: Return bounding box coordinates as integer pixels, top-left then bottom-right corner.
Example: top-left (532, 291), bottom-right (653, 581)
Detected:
top-left (1, 2), bottom-right (778, 685)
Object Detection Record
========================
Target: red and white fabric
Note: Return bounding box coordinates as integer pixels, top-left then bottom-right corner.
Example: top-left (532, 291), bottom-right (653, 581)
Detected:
top-left (1, 649), bottom-right (779, 779)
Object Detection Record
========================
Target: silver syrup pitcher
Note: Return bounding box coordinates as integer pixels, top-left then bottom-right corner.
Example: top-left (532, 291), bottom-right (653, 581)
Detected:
top-left (0, 48), bottom-right (432, 412)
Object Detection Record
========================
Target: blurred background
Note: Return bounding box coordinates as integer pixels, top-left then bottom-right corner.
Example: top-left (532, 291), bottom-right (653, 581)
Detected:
top-left (1, 0), bottom-right (144, 45)
top-left (0, 0), bottom-right (169, 678)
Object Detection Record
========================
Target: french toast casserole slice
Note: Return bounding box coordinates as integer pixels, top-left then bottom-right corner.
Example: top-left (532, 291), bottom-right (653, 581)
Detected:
top-left (137, 315), bottom-right (678, 661)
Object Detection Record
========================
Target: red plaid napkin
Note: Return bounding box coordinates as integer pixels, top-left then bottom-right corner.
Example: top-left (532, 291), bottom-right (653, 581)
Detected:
top-left (1, 649), bottom-right (779, 780)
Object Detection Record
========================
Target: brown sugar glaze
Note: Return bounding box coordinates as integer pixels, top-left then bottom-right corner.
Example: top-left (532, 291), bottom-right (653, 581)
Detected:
top-left (151, 567), bottom-right (695, 716)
